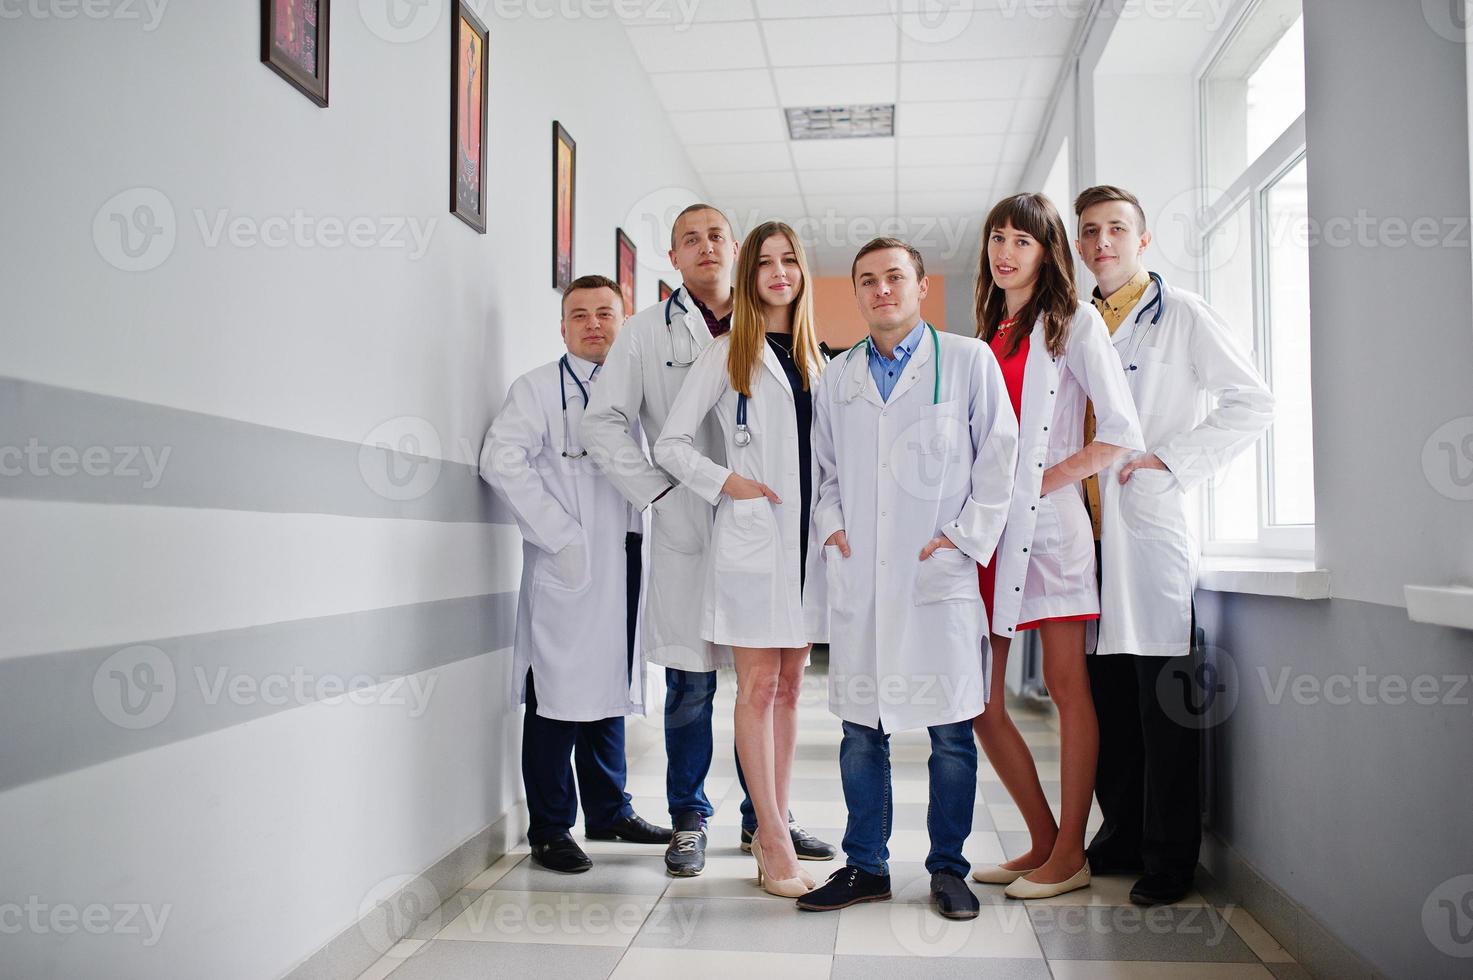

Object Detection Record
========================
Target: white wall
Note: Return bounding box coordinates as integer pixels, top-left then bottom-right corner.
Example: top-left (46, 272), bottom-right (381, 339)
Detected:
top-left (0, 5), bottom-right (703, 979)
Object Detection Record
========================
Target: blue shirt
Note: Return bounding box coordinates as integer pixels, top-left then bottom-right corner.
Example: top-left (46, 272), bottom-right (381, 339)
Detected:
top-left (867, 321), bottom-right (928, 402)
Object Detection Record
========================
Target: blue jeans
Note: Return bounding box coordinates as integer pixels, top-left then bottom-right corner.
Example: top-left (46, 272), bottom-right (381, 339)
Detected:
top-left (664, 668), bottom-right (755, 827)
top-left (838, 718), bottom-right (977, 877)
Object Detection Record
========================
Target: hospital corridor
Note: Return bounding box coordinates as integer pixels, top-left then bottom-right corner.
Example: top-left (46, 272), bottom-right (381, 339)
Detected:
top-left (1, 2), bottom-right (1471, 979)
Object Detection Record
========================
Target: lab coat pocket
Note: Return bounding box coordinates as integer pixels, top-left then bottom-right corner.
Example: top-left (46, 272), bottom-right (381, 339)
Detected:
top-left (1120, 469), bottom-right (1187, 544)
top-left (913, 547), bottom-right (978, 606)
top-left (823, 544), bottom-right (849, 615)
top-left (892, 400), bottom-right (969, 504)
top-left (652, 486), bottom-right (704, 554)
top-left (715, 497), bottom-right (775, 575)
top-left (536, 533), bottom-right (591, 593)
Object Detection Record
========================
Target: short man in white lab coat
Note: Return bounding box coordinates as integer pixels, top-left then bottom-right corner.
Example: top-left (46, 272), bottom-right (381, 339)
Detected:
top-left (1072, 186), bottom-right (1274, 906)
top-left (480, 275), bottom-right (672, 874)
top-left (582, 204), bottom-right (835, 876)
top-left (797, 238), bottom-right (1018, 920)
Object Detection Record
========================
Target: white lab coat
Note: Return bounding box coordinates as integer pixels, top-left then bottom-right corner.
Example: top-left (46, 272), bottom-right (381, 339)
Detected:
top-left (990, 304), bottom-right (1145, 640)
top-left (479, 354), bottom-right (643, 722)
top-left (812, 325), bottom-right (1018, 733)
top-left (654, 334), bottom-right (826, 649)
top-left (581, 287), bottom-right (733, 671)
top-left (1096, 277), bottom-right (1275, 657)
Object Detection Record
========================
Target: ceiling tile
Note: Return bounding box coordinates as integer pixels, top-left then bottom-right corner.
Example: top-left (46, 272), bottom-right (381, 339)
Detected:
top-left (898, 164), bottom-right (998, 191)
top-left (895, 100), bottom-right (1012, 137)
top-left (899, 135), bottom-right (1005, 166)
top-left (686, 142), bottom-right (794, 173)
top-left (719, 196), bottom-right (808, 230)
top-left (756, 0), bottom-right (892, 17)
top-left (900, 59), bottom-right (1027, 101)
top-left (761, 15), bottom-right (901, 67)
top-left (773, 64), bottom-right (897, 106)
top-left (898, 8), bottom-right (1075, 62)
top-left (703, 171), bottom-right (802, 197)
top-left (652, 69), bottom-right (778, 112)
top-left (617, 0), bottom-right (755, 25)
top-left (670, 107), bottom-right (789, 145)
top-left (625, 22), bottom-right (767, 73)
top-left (803, 192), bottom-right (897, 215)
top-left (1007, 98), bottom-right (1051, 134)
top-left (790, 137), bottom-right (895, 169)
top-left (798, 167), bottom-right (896, 195)
top-left (1000, 132), bottom-right (1035, 164)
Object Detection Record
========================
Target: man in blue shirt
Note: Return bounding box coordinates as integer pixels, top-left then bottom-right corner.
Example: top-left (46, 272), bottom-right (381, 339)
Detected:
top-left (867, 320), bottom-right (927, 402)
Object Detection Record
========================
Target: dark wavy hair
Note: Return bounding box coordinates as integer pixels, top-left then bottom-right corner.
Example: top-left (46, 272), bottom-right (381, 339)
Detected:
top-left (974, 193), bottom-right (1078, 358)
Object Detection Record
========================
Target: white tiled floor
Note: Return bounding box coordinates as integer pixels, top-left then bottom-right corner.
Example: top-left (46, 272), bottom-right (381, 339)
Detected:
top-left (356, 659), bottom-right (1305, 980)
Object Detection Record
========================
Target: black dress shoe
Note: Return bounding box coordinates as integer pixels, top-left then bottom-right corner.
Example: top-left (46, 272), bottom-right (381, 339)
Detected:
top-left (796, 865), bottom-right (891, 912)
top-left (930, 870), bottom-right (980, 920)
top-left (664, 812), bottom-right (707, 877)
top-left (530, 834), bottom-right (592, 874)
top-left (586, 813), bottom-right (673, 845)
top-left (741, 822), bottom-right (838, 861)
top-left (1129, 872), bottom-right (1194, 907)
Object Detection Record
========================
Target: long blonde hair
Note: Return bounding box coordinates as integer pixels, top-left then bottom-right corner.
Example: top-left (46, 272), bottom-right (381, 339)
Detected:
top-left (728, 221), bottom-right (821, 396)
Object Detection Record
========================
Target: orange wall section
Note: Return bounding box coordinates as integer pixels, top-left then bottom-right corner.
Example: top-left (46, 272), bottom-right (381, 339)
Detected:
top-left (810, 275), bottom-right (951, 349)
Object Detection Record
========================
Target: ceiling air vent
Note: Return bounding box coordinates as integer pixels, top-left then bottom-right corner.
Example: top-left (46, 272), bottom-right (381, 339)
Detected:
top-left (785, 104), bottom-right (895, 140)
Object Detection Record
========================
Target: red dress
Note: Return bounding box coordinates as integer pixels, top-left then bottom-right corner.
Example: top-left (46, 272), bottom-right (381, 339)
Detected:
top-left (978, 319), bottom-right (1100, 634)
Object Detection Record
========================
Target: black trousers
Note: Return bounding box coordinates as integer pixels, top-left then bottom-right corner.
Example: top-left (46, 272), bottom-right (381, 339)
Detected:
top-left (521, 532), bottom-right (642, 845)
top-left (1086, 639), bottom-right (1203, 880)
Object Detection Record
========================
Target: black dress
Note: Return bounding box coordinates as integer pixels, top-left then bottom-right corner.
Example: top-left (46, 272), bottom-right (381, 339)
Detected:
top-left (764, 332), bottom-right (812, 582)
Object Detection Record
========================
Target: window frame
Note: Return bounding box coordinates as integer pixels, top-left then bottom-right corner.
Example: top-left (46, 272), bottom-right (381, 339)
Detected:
top-left (1193, 0), bottom-right (1313, 559)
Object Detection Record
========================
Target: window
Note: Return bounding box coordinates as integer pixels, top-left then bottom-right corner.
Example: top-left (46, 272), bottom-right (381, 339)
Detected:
top-left (1197, 0), bottom-right (1312, 555)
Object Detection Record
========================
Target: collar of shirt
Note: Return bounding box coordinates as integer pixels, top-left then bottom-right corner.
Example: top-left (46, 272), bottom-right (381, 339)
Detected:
top-left (687, 290), bottom-right (732, 337)
top-left (868, 320), bottom-right (927, 367)
top-left (564, 351), bottom-right (600, 384)
top-left (1091, 267), bottom-right (1152, 334)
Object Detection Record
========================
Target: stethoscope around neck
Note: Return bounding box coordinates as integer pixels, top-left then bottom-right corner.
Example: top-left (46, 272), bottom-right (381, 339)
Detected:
top-left (558, 355), bottom-right (595, 458)
top-left (839, 322), bottom-right (943, 405)
top-left (663, 291), bottom-right (699, 368)
top-left (1121, 271), bottom-right (1165, 373)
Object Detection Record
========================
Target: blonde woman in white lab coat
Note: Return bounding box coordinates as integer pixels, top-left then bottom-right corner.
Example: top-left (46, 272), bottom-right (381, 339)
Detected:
top-left (970, 193), bottom-right (1145, 900)
top-left (655, 221), bottom-right (827, 898)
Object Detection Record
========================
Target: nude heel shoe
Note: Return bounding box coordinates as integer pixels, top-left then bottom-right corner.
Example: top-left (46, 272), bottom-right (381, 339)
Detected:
top-left (752, 837), bottom-right (812, 898)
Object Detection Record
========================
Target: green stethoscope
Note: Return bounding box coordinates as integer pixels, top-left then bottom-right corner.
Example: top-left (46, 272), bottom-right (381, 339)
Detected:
top-left (842, 322), bottom-right (943, 405)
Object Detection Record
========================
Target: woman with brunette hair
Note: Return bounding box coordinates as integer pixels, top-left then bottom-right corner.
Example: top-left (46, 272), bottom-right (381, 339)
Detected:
top-left (970, 193), bottom-right (1144, 900)
top-left (655, 220), bottom-right (827, 898)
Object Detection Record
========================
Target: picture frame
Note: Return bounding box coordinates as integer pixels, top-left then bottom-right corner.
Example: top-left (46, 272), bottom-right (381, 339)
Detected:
top-left (261, 0), bottom-right (330, 107)
top-left (552, 122), bottom-right (577, 290)
top-left (616, 229), bottom-right (638, 319)
top-left (659, 280), bottom-right (674, 302)
top-left (450, 2), bottom-right (490, 234)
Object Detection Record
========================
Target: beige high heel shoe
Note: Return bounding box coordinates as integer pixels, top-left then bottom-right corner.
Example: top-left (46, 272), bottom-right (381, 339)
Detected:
top-left (751, 837), bottom-right (812, 898)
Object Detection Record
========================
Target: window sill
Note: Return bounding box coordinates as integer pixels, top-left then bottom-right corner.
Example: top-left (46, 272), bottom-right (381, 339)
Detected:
top-left (1197, 557), bottom-right (1330, 600)
top-left (1404, 585), bottom-right (1473, 631)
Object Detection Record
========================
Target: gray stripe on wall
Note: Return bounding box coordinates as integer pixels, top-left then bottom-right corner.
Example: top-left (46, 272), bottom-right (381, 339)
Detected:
top-left (0, 591), bottom-right (517, 794)
top-left (0, 376), bottom-right (511, 524)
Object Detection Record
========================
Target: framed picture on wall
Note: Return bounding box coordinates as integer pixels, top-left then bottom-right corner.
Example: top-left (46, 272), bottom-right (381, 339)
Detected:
top-left (616, 229), bottom-right (637, 319)
top-left (450, 2), bottom-right (489, 234)
top-left (261, 0), bottom-right (330, 107)
top-left (552, 122), bottom-right (576, 290)
top-left (658, 280), bottom-right (674, 302)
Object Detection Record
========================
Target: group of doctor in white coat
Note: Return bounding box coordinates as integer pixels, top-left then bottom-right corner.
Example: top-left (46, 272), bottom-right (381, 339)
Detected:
top-left (481, 186), bottom-right (1273, 919)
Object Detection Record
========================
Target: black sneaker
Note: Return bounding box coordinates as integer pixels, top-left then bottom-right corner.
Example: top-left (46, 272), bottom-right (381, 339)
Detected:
top-left (529, 834), bottom-right (592, 874)
top-left (930, 870), bottom-right (980, 920)
top-left (586, 813), bottom-right (673, 845)
top-left (795, 865), bottom-right (891, 912)
top-left (1129, 872), bottom-right (1194, 907)
top-left (741, 821), bottom-right (838, 861)
top-left (664, 812), bottom-right (707, 877)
